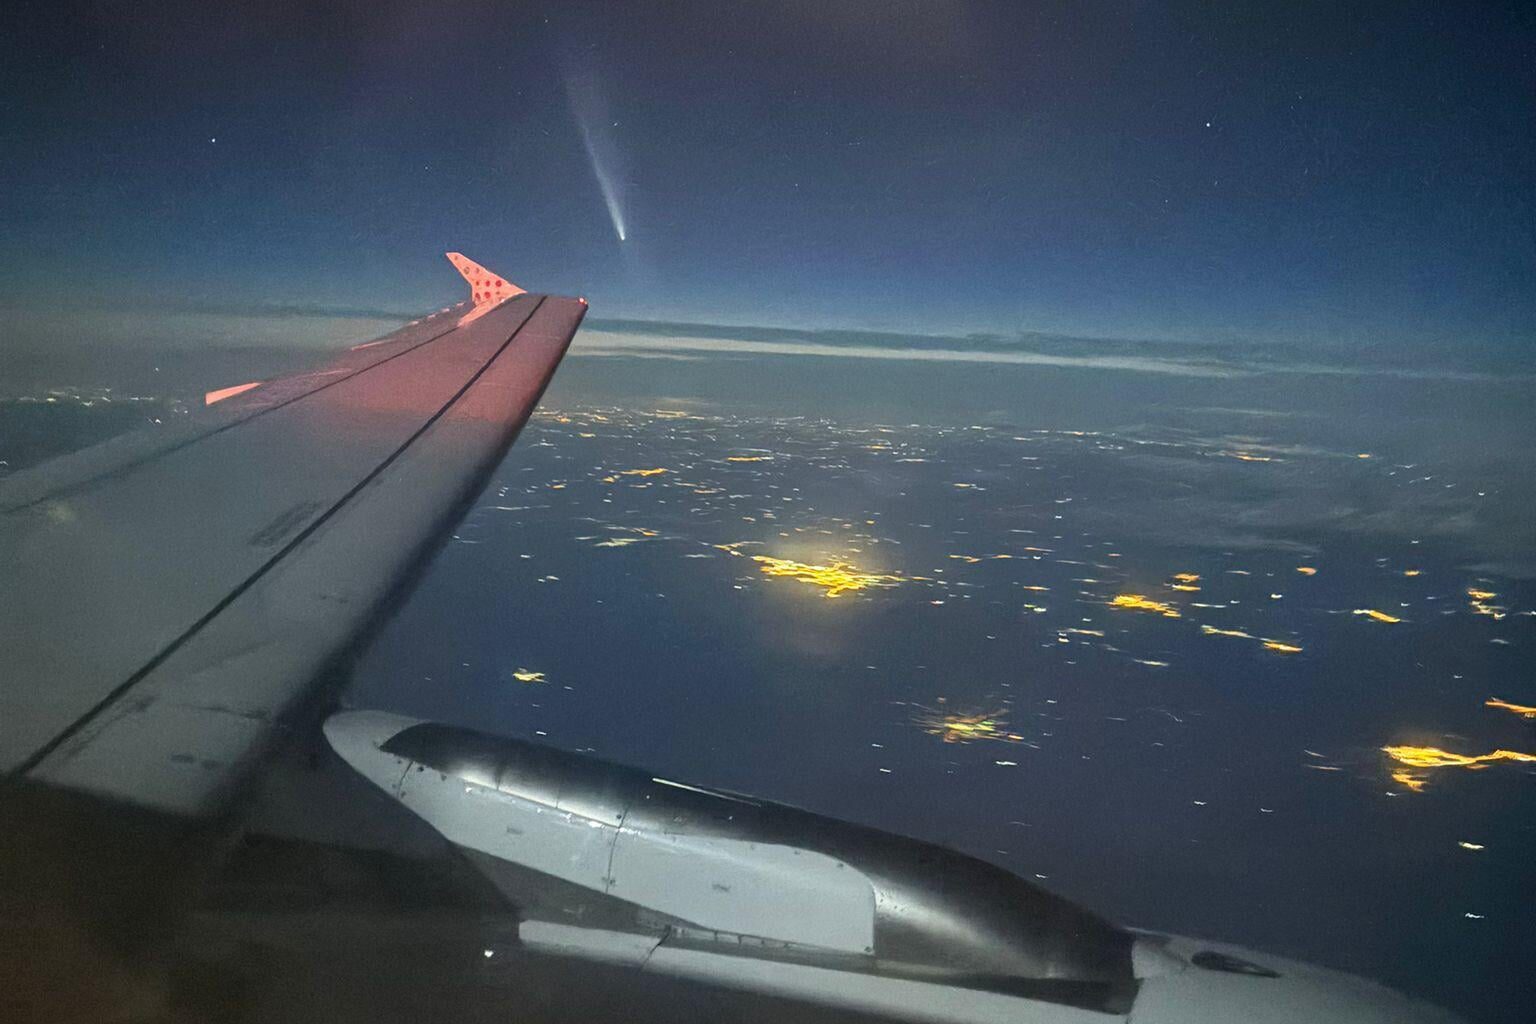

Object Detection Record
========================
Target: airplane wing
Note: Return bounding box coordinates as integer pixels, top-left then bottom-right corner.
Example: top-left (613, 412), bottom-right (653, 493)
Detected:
top-left (0, 254), bottom-right (585, 817)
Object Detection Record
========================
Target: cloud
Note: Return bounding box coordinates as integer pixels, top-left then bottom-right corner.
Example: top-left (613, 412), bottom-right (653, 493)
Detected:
top-left (574, 327), bottom-right (1244, 378)
top-left (572, 318), bottom-right (1532, 383)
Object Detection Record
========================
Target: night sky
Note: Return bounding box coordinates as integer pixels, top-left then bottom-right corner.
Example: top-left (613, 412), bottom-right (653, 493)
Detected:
top-left (2, 1), bottom-right (1533, 349)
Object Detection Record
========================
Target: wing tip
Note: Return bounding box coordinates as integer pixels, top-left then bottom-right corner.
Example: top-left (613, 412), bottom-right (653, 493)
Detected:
top-left (445, 251), bottom-right (526, 308)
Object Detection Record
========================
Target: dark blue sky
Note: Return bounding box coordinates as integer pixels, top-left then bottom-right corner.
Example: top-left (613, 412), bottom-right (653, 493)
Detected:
top-left (2, 1), bottom-right (1532, 348)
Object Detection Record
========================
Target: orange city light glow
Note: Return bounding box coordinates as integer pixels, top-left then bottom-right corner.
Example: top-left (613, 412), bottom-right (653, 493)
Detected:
top-left (1485, 697), bottom-right (1536, 719)
top-left (1382, 744), bottom-right (1536, 791)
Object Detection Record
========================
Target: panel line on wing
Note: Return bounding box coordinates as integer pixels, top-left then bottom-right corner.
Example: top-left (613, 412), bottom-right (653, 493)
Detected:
top-left (11, 298), bottom-right (549, 779)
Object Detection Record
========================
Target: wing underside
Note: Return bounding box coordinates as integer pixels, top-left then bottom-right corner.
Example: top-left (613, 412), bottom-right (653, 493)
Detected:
top-left (0, 289), bottom-right (585, 817)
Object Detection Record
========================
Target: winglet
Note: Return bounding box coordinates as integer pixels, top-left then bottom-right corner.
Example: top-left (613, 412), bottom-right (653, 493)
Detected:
top-left (445, 252), bottom-right (526, 308)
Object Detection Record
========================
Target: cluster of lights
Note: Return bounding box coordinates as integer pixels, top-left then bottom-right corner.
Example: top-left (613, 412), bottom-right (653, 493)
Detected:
top-left (1383, 744), bottom-right (1536, 793)
top-left (909, 704), bottom-right (1024, 745)
top-left (751, 555), bottom-right (907, 598)
top-left (1109, 594), bottom-right (1181, 618)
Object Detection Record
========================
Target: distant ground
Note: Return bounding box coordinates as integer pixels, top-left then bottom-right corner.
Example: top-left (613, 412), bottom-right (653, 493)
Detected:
top-left (3, 337), bottom-right (1533, 1024)
top-left (347, 404), bottom-right (1535, 1024)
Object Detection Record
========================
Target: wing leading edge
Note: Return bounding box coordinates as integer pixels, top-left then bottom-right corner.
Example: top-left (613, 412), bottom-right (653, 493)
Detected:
top-left (0, 255), bottom-right (585, 818)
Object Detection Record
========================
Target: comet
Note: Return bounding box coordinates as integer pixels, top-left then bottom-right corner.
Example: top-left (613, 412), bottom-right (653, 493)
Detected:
top-left (564, 68), bottom-right (629, 243)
